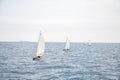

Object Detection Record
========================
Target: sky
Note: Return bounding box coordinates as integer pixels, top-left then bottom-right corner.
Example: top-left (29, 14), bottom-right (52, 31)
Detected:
top-left (0, 0), bottom-right (120, 42)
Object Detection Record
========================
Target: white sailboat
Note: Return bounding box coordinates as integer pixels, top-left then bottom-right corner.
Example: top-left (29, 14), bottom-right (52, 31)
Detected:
top-left (33, 32), bottom-right (45, 60)
top-left (63, 37), bottom-right (70, 51)
top-left (88, 40), bottom-right (91, 46)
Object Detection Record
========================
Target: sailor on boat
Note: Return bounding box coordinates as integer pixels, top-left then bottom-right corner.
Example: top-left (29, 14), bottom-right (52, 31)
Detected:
top-left (33, 56), bottom-right (40, 60)
top-left (63, 48), bottom-right (69, 51)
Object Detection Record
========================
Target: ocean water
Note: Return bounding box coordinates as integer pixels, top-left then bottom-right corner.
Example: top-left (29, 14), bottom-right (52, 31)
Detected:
top-left (0, 42), bottom-right (120, 80)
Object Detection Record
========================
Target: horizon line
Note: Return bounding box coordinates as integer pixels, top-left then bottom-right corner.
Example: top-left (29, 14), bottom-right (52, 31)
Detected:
top-left (0, 41), bottom-right (120, 43)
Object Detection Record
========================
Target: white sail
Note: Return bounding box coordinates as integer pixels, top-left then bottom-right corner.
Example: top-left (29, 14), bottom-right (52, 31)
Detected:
top-left (88, 40), bottom-right (91, 46)
top-left (64, 37), bottom-right (70, 50)
top-left (36, 32), bottom-right (45, 56)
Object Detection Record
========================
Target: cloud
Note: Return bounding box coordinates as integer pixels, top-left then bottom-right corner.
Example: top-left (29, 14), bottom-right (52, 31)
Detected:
top-left (0, 0), bottom-right (120, 42)
top-left (0, 17), bottom-right (80, 26)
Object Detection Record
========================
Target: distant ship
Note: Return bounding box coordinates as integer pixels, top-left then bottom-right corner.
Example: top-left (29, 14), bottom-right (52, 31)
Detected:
top-left (63, 37), bottom-right (70, 51)
top-left (88, 40), bottom-right (91, 46)
top-left (33, 32), bottom-right (45, 60)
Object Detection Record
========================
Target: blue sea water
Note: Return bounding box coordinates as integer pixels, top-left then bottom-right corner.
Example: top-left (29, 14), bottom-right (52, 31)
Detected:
top-left (0, 42), bottom-right (120, 80)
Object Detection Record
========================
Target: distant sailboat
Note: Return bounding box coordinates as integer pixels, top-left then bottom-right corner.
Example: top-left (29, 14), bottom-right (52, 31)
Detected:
top-left (88, 40), bottom-right (91, 46)
top-left (33, 32), bottom-right (45, 60)
top-left (63, 37), bottom-right (70, 51)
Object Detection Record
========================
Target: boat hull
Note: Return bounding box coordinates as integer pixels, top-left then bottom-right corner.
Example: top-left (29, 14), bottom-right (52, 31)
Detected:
top-left (33, 56), bottom-right (41, 60)
top-left (63, 49), bottom-right (69, 51)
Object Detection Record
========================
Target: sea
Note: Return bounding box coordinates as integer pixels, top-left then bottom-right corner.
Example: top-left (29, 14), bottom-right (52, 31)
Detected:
top-left (0, 42), bottom-right (120, 80)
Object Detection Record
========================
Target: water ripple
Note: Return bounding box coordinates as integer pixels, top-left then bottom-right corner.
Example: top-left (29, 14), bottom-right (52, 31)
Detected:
top-left (0, 42), bottom-right (120, 80)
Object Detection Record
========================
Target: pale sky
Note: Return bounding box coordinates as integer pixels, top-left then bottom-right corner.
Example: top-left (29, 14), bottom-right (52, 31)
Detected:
top-left (0, 0), bottom-right (120, 42)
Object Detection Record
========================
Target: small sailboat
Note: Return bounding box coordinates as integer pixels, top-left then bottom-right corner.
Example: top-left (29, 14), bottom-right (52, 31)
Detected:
top-left (33, 32), bottom-right (45, 60)
top-left (88, 40), bottom-right (91, 46)
top-left (63, 37), bottom-right (70, 51)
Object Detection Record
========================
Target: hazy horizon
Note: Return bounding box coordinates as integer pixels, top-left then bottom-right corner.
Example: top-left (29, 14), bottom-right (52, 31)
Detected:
top-left (0, 40), bottom-right (120, 43)
top-left (0, 0), bottom-right (120, 42)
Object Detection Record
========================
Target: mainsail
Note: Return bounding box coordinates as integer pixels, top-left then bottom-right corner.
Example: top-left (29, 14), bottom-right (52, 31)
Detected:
top-left (36, 32), bottom-right (45, 56)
